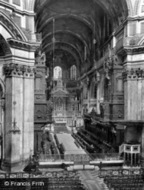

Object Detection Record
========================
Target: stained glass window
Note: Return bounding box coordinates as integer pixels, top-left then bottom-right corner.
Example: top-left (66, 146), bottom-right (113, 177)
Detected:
top-left (54, 66), bottom-right (62, 79)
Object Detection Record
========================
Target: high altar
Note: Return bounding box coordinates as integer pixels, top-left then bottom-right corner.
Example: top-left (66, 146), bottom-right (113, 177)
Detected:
top-left (51, 79), bottom-right (82, 129)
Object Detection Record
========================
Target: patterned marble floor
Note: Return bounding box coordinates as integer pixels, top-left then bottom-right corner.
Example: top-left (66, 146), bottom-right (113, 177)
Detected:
top-left (78, 169), bottom-right (109, 190)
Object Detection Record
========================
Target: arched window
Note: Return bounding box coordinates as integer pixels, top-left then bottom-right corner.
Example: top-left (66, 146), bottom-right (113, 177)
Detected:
top-left (70, 65), bottom-right (77, 80)
top-left (54, 66), bottom-right (62, 80)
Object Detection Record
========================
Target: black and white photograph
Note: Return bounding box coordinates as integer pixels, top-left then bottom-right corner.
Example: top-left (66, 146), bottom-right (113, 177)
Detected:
top-left (0, 0), bottom-right (144, 189)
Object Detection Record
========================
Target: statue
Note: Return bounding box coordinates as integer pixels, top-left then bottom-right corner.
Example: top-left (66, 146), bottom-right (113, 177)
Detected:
top-left (103, 57), bottom-right (113, 80)
top-left (41, 130), bottom-right (51, 154)
top-left (35, 48), bottom-right (46, 65)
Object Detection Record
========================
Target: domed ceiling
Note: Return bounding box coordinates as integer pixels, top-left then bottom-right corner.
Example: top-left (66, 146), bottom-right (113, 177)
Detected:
top-left (35, 0), bottom-right (128, 75)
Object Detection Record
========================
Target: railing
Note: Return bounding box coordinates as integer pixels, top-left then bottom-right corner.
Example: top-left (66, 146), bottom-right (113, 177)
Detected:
top-left (90, 153), bottom-right (122, 161)
top-left (38, 153), bottom-right (122, 163)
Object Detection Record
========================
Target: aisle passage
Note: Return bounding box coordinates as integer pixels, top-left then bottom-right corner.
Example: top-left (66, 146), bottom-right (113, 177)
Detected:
top-left (56, 133), bottom-right (86, 155)
top-left (78, 170), bottom-right (109, 190)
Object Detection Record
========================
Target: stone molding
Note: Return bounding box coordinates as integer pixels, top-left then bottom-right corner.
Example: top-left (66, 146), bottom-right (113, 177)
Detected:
top-left (117, 46), bottom-right (144, 57)
top-left (125, 46), bottom-right (144, 54)
top-left (8, 38), bottom-right (40, 52)
top-left (123, 68), bottom-right (144, 80)
top-left (3, 63), bottom-right (35, 78)
top-left (0, 1), bottom-right (35, 16)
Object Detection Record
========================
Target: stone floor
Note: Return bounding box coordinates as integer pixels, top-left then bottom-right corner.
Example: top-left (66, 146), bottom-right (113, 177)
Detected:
top-left (78, 169), bottom-right (109, 190)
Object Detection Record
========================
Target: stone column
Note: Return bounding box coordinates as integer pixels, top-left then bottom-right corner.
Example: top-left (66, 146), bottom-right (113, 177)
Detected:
top-left (2, 64), bottom-right (23, 171)
top-left (123, 68), bottom-right (144, 120)
top-left (23, 66), bottom-right (35, 160)
top-left (2, 64), bottom-right (35, 171)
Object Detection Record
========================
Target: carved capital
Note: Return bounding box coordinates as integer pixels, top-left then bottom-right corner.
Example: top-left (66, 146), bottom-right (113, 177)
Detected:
top-left (3, 63), bottom-right (35, 78)
top-left (23, 65), bottom-right (36, 78)
top-left (123, 68), bottom-right (144, 80)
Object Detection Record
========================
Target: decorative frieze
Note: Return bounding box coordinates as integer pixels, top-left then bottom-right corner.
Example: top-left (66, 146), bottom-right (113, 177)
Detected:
top-left (123, 68), bottom-right (144, 80)
top-left (3, 63), bottom-right (35, 78)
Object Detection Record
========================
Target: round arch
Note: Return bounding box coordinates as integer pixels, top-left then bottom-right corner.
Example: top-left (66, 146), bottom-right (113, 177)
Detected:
top-left (0, 11), bottom-right (28, 41)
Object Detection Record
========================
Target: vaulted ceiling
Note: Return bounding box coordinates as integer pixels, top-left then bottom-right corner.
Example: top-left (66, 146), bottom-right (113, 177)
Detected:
top-left (34, 0), bottom-right (128, 75)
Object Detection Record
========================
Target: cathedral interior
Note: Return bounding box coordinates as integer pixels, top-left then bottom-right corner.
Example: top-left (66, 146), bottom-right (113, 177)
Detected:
top-left (0, 0), bottom-right (144, 190)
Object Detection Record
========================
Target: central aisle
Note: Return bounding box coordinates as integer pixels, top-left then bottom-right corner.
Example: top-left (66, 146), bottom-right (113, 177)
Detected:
top-left (78, 170), bottom-right (109, 190)
top-left (56, 133), bottom-right (86, 155)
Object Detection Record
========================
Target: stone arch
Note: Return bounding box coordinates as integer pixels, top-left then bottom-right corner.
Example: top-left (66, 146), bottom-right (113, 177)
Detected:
top-left (0, 11), bottom-right (27, 41)
top-left (0, 34), bottom-right (11, 98)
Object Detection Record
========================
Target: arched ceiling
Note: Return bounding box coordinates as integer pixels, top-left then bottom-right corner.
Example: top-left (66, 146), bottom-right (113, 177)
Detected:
top-left (35, 0), bottom-right (128, 74)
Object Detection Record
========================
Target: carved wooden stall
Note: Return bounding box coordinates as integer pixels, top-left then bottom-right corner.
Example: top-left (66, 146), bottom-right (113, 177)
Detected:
top-left (34, 49), bottom-right (49, 153)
